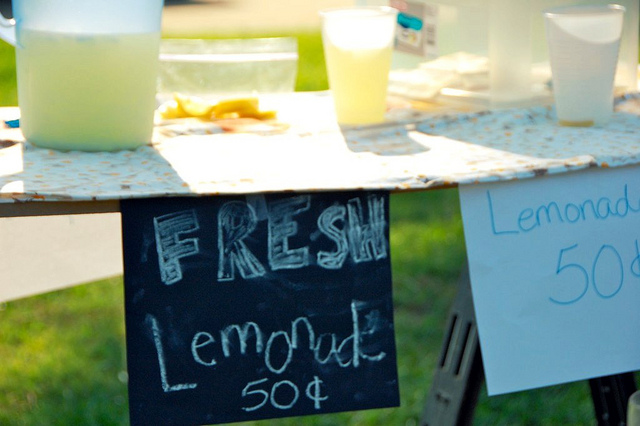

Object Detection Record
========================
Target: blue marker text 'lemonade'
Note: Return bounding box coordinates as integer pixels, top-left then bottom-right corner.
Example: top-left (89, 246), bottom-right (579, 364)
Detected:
top-left (321, 7), bottom-right (397, 125)
top-left (16, 29), bottom-right (160, 151)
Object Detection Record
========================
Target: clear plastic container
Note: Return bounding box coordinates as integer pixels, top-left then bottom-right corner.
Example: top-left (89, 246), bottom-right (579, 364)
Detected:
top-left (361, 0), bottom-right (639, 108)
top-left (157, 37), bottom-right (299, 103)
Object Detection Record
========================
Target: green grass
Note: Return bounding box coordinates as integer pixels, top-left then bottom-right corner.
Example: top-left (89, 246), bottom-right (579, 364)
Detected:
top-left (0, 32), bottom-right (629, 425)
top-left (0, 40), bottom-right (16, 105)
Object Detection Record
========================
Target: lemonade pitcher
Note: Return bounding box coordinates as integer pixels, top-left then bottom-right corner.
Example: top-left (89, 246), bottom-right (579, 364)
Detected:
top-left (0, 0), bottom-right (163, 151)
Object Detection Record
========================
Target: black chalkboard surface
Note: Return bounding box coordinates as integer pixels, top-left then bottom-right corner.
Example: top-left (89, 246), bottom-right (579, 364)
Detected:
top-left (121, 191), bottom-right (399, 426)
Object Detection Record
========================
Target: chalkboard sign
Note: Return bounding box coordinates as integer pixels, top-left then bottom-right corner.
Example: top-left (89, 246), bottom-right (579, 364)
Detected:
top-left (121, 191), bottom-right (399, 426)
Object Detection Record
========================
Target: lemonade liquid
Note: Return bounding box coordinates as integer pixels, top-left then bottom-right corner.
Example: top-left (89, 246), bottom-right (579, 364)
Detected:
top-left (16, 29), bottom-right (160, 151)
top-left (323, 41), bottom-right (393, 125)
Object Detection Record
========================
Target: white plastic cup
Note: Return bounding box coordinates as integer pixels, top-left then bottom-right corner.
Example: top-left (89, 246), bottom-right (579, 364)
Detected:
top-left (320, 6), bottom-right (398, 126)
top-left (0, 0), bottom-right (163, 151)
top-left (544, 4), bottom-right (625, 127)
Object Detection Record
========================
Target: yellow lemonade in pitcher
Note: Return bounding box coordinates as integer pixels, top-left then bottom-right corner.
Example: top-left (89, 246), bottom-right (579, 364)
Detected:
top-left (323, 40), bottom-right (393, 125)
top-left (16, 29), bottom-right (160, 151)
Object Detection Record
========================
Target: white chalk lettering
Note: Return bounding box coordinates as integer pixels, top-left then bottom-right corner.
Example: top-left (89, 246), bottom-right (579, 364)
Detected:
top-left (291, 316), bottom-right (316, 351)
top-left (145, 301), bottom-right (387, 397)
top-left (316, 204), bottom-right (349, 269)
top-left (242, 378), bottom-right (270, 412)
top-left (305, 376), bottom-right (329, 409)
top-left (270, 380), bottom-right (299, 409)
top-left (242, 376), bottom-right (328, 412)
top-left (265, 331), bottom-right (293, 374)
top-left (188, 300), bottom-right (386, 372)
top-left (338, 300), bottom-right (361, 367)
top-left (220, 322), bottom-right (264, 357)
top-left (218, 201), bottom-right (266, 281)
top-left (154, 210), bottom-right (200, 285)
top-left (191, 331), bottom-right (216, 367)
top-left (347, 196), bottom-right (388, 263)
top-left (214, 194), bottom-right (389, 282)
top-left (147, 314), bottom-right (198, 392)
top-left (268, 196), bottom-right (311, 270)
top-left (314, 333), bottom-right (339, 364)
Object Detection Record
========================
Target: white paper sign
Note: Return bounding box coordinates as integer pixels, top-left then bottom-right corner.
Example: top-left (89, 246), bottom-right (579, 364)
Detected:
top-left (459, 166), bottom-right (640, 395)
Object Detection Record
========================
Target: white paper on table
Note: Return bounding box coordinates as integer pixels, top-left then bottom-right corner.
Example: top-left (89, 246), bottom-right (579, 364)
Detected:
top-left (0, 213), bottom-right (123, 302)
top-left (459, 166), bottom-right (640, 395)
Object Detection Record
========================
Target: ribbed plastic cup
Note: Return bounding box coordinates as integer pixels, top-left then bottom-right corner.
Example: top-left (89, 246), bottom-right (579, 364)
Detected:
top-left (544, 4), bottom-right (625, 127)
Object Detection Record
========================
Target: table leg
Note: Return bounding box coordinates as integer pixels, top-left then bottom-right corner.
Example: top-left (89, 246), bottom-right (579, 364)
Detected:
top-left (420, 262), bottom-right (483, 426)
top-left (420, 261), bottom-right (638, 426)
top-left (590, 372), bottom-right (637, 426)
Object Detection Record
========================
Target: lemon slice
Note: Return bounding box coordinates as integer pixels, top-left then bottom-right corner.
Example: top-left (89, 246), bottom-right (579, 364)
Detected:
top-left (256, 110), bottom-right (277, 120)
top-left (157, 99), bottom-right (189, 119)
top-left (173, 93), bottom-right (216, 118)
top-left (158, 94), bottom-right (278, 121)
top-left (213, 97), bottom-right (260, 118)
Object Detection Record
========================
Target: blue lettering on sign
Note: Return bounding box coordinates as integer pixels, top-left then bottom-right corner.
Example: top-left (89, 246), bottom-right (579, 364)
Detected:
top-left (483, 183), bottom-right (640, 306)
top-left (486, 184), bottom-right (640, 236)
top-left (549, 241), bottom-right (639, 306)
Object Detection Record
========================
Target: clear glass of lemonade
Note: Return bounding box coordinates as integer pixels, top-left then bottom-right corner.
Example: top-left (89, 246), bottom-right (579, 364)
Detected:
top-left (320, 7), bottom-right (398, 126)
top-left (11, 0), bottom-right (163, 151)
